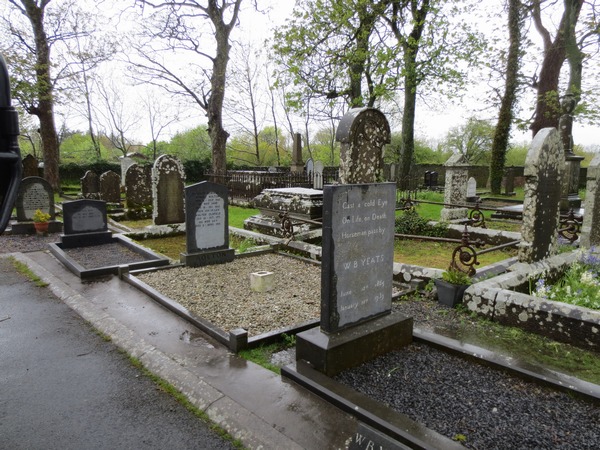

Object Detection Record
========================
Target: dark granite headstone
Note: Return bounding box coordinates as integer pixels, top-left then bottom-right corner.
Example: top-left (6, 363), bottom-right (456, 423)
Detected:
top-left (336, 108), bottom-right (390, 184)
top-left (15, 176), bottom-right (55, 222)
top-left (152, 154), bottom-right (185, 225)
top-left (125, 164), bottom-right (152, 209)
top-left (295, 182), bottom-right (412, 376)
top-left (321, 183), bottom-right (396, 332)
top-left (99, 170), bottom-right (121, 204)
top-left (81, 170), bottom-right (100, 199)
top-left (63, 199), bottom-right (108, 234)
top-left (22, 154), bottom-right (39, 178)
top-left (519, 128), bottom-right (564, 263)
top-left (180, 181), bottom-right (234, 267)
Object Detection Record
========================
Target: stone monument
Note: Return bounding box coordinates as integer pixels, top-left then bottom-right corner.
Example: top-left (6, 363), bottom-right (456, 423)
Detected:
top-left (558, 93), bottom-right (584, 211)
top-left (440, 154), bottom-right (469, 221)
top-left (152, 154), bottom-right (185, 225)
top-left (61, 199), bottom-right (112, 247)
top-left (180, 181), bottom-right (235, 267)
top-left (80, 170), bottom-right (100, 199)
top-left (519, 128), bottom-right (565, 263)
top-left (12, 176), bottom-right (62, 234)
top-left (290, 133), bottom-right (304, 174)
top-left (295, 182), bottom-right (412, 376)
top-left (336, 108), bottom-right (390, 184)
top-left (99, 170), bottom-right (121, 204)
top-left (581, 153), bottom-right (600, 248)
top-left (22, 154), bottom-right (39, 178)
top-left (125, 164), bottom-right (152, 217)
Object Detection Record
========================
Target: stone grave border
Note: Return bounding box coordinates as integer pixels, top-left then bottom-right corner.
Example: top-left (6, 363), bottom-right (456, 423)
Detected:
top-left (48, 234), bottom-right (169, 280)
top-left (121, 247), bottom-right (320, 352)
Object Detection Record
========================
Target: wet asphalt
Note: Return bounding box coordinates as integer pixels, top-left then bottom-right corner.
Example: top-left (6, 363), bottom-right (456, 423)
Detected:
top-left (0, 257), bottom-right (236, 450)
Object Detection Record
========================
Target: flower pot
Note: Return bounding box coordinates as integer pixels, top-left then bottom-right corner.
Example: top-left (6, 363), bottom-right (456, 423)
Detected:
top-left (434, 279), bottom-right (468, 308)
top-left (34, 221), bottom-right (49, 235)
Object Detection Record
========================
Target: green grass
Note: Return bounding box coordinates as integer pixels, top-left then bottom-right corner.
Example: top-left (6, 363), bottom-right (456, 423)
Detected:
top-left (229, 206), bottom-right (259, 228)
top-left (11, 258), bottom-right (49, 287)
top-left (238, 334), bottom-right (296, 375)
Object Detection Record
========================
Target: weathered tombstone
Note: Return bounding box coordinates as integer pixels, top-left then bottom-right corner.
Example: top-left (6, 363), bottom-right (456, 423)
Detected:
top-left (22, 154), bottom-right (39, 178)
top-left (313, 160), bottom-right (324, 190)
top-left (440, 154), bottom-right (469, 221)
top-left (504, 167), bottom-right (516, 196)
top-left (295, 183), bottom-right (412, 376)
top-left (99, 170), bottom-right (121, 204)
top-left (290, 132), bottom-right (304, 174)
top-left (61, 199), bottom-right (112, 247)
top-left (119, 152), bottom-right (148, 186)
top-left (15, 176), bottom-right (55, 222)
top-left (466, 176), bottom-right (479, 203)
top-left (581, 153), bottom-right (600, 248)
top-left (519, 128), bottom-right (565, 263)
top-left (152, 154), bottom-right (185, 225)
top-left (336, 107), bottom-right (390, 184)
top-left (180, 181), bottom-right (235, 267)
top-left (80, 170), bottom-right (100, 199)
top-left (305, 158), bottom-right (314, 180)
top-left (11, 176), bottom-right (62, 234)
top-left (125, 164), bottom-right (152, 210)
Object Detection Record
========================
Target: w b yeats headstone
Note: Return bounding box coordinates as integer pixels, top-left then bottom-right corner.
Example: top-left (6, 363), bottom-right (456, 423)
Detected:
top-left (180, 181), bottom-right (234, 267)
top-left (295, 183), bottom-right (412, 376)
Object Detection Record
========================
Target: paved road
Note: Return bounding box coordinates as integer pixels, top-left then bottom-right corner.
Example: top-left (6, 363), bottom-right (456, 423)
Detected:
top-left (0, 256), bottom-right (237, 450)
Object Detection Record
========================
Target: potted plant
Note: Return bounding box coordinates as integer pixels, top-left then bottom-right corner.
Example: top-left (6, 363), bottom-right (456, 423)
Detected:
top-left (434, 268), bottom-right (472, 307)
top-left (32, 209), bottom-right (51, 235)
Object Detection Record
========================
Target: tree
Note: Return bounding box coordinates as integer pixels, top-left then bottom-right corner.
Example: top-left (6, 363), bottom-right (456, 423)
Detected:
top-left (5, 0), bottom-right (61, 190)
top-left (142, 91), bottom-right (180, 160)
top-left (489, 0), bottom-right (526, 194)
top-left (529, 0), bottom-right (585, 136)
top-left (131, 0), bottom-right (244, 176)
top-left (443, 118), bottom-right (495, 164)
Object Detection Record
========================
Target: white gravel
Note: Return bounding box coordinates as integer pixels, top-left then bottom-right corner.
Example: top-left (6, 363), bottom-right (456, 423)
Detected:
top-left (136, 253), bottom-right (321, 336)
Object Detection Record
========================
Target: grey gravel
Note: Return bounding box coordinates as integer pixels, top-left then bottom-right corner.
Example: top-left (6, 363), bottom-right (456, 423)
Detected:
top-left (335, 342), bottom-right (600, 450)
top-left (0, 232), bottom-right (58, 253)
top-left (136, 253), bottom-right (321, 336)
top-left (62, 242), bottom-right (151, 268)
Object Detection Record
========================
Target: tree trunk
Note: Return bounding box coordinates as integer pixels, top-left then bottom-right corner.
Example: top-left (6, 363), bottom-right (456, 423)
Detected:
top-left (21, 0), bottom-right (60, 191)
top-left (530, 0), bottom-right (583, 137)
top-left (489, 0), bottom-right (523, 194)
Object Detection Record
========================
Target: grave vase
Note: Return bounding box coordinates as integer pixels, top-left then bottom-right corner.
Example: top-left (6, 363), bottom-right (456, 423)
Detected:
top-left (34, 221), bottom-right (49, 235)
top-left (434, 279), bottom-right (468, 308)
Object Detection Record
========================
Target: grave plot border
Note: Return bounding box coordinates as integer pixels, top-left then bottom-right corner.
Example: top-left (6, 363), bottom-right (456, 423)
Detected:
top-left (122, 248), bottom-right (320, 352)
top-left (463, 250), bottom-right (600, 353)
top-left (48, 234), bottom-right (169, 280)
top-left (282, 329), bottom-right (600, 450)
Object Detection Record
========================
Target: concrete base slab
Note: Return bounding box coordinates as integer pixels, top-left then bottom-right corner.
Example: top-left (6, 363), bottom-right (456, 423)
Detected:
top-left (296, 312), bottom-right (413, 376)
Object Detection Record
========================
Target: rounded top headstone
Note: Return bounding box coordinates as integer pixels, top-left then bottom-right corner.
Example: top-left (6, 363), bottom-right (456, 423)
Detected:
top-left (335, 107), bottom-right (391, 145)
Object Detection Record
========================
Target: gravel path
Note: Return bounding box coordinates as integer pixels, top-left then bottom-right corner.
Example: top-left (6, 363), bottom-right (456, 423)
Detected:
top-left (136, 253), bottom-right (321, 336)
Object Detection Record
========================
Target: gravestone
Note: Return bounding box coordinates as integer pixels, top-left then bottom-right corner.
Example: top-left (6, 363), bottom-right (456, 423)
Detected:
top-left (290, 132), bottom-right (304, 174)
top-left (152, 154), bottom-right (185, 225)
top-left (581, 153), bottom-right (600, 248)
top-left (519, 128), bottom-right (565, 263)
top-left (440, 154), bottom-right (469, 221)
top-left (336, 108), bottom-right (390, 184)
top-left (11, 176), bottom-right (62, 234)
top-left (61, 199), bottom-right (112, 247)
top-left (22, 154), bottom-right (39, 178)
top-left (558, 94), bottom-right (584, 211)
top-left (466, 176), bottom-right (479, 203)
top-left (504, 167), bottom-right (516, 196)
top-left (81, 170), bottom-right (100, 199)
top-left (99, 170), bottom-right (121, 204)
top-left (305, 158), bottom-right (314, 180)
top-left (295, 182), bottom-right (412, 376)
top-left (125, 164), bottom-right (152, 210)
top-left (15, 176), bottom-right (55, 222)
top-left (180, 181), bottom-right (235, 267)
top-left (119, 152), bottom-right (148, 186)
top-left (313, 160), bottom-right (324, 189)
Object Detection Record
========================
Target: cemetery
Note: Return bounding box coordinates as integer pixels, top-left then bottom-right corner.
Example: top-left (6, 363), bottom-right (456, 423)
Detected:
top-left (3, 107), bottom-right (599, 448)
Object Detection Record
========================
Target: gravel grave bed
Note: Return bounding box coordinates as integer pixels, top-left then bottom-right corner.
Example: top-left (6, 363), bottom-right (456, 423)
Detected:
top-left (136, 253), bottom-right (321, 336)
top-left (62, 242), bottom-right (152, 269)
top-left (335, 342), bottom-right (600, 450)
top-left (0, 232), bottom-right (59, 253)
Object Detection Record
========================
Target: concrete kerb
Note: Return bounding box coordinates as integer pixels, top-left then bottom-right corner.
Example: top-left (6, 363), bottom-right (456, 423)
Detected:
top-left (8, 252), bottom-right (301, 449)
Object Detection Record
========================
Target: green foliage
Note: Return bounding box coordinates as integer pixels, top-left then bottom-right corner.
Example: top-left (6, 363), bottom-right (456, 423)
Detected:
top-left (441, 269), bottom-right (473, 286)
top-left (59, 161), bottom-right (121, 184)
top-left (442, 117), bottom-right (495, 165)
top-left (182, 159), bottom-right (211, 182)
top-left (394, 209), bottom-right (447, 237)
top-left (504, 142), bottom-right (528, 166)
top-left (162, 126), bottom-right (212, 162)
top-left (60, 132), bottom-right (112, 163)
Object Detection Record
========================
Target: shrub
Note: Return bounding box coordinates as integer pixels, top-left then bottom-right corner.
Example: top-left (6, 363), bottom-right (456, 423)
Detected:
top-left (394, 209), bottom-right (447, 237)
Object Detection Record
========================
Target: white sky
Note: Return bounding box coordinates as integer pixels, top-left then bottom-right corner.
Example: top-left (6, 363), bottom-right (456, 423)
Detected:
top-left (57, 0), bottom-right (600, 149)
